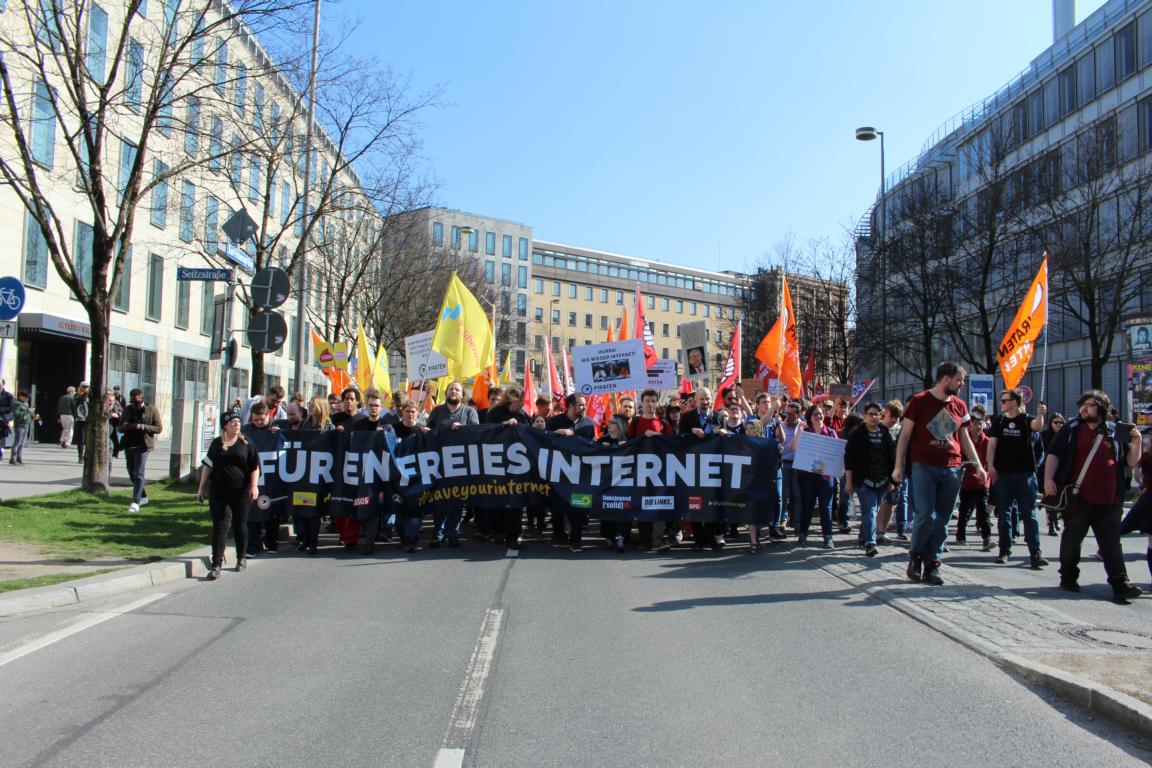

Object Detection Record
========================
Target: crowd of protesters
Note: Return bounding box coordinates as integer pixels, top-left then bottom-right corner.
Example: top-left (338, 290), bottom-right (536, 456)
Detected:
top-left (195, 366), bottom-right (1150, 603)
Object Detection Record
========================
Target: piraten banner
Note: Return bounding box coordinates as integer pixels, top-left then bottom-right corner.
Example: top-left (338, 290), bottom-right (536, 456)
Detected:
top-left (244, 425), bottom-right (780, 524)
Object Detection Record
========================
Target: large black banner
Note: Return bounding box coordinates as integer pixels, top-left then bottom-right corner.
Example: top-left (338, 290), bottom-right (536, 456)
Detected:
top-left (245, 425), bottom-right (779, 524)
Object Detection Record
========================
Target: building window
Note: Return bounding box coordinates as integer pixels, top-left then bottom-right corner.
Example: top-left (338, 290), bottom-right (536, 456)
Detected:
top-left (551, 309), bottom-right (560, 324)
top-left (468, 229), bottom-right (479, 253)
top-left (567, 311), bottom-right (576, 327)
top-left (235, 62), bottom-right (247, 114)
top-left (249, 157), bottom-right (261, 202)
top-left (184, 96), bottom-right (200, 156)
top-left (503, 234), bottom-right (512, 257)
top-left (662, 323), bottom-right (669, 336)
top-left (146, 253), bottom-right (163, 321)
top-left (500, 292), bottom-right (510, 313)
top-left (517, 266), bottom-right (527, 289)
top-left (534, 307), bottom-right (543, 322)
top-left (201, 284), bottom-right (215, 335)
top-left (518, 237), bottom-right (528, 260)
top-left (690, 302), bottom-right (697, 316)
top-left (150, 160), bottom-right (168, 228)
top-left (229, 138), bottom-right (242, 185)
top-left (1097, 36), bottom-right (1116, 92)
top-left (109, 343), bottom-right (157, 406)
top-left (703, 304), bottom-right (710, 317)
top-left (74, 220), bottom-right (94, 294)
top-left (450, 225), bottom-right (460, 248)
top-left (485, 231), bottom-right (496, 255)
top-left (214, 38), bottom-right (228, 94)
top-left (179, 180), bottom-right (195, 242)
top-left (501, 262), bottom-right (512, 287)
top-left (433, 221), bottom-right (443, 245)
top-left (600, 288), bottom-right (608, 303)
top-left (205, 195), bottom-right (219, 253)
top-left (585, 286), bottom-right (593, 301)
top-left (30, 78), bottom-right (55, 168)
top-left (569, 284), bottom-right (577, 299)
top-left (676, 300), bottom-right (684, 313)
top-left (1116, 21), bottom-right (1138, 82)
top-left (119, 139), bottom-right (137, 204)
top-left (534, 334), bottom-right (543, 351)
top-left (552, 281), bottom-right (560, 297)
top-left (176, 278), bottom-right (190, 329)
top-left (209, 117), bottom-right (223, 171)
top-left (647, 295), bottom-right (654, 309)
top-left (86, 3), bottom-right (108, 82)
top-left (113, 246), bottom-right (131, 312)
top-left (600, 315), bottom-right (608, 330)
top-left (23, 212), bottom-right (49, 289)
top-left (1057, 64), bottom-right (1077, 117)
top-left (534, 278), bottom-right (543, 294)
top-left (173, 357), bottom-right (209, 402)
top-left (125, 38), bottom-right (144, 110)
top-left (1077, 53), bottom-right (1096, 106)
top-left (661, 297), bottom-right (669, 310)
top-left (517, 293), bottom-right (527, 317)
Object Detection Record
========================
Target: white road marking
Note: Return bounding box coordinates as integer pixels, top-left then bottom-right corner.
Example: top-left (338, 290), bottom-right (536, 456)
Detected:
top-left (0, 593), bottom-right (168, 669)
top-left (434, 607), bottom-right (505, 768)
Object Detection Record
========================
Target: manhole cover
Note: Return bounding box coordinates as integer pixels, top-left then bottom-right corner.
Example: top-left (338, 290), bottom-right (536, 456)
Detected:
top-left (1069, 627), bottom-right (1152, 650)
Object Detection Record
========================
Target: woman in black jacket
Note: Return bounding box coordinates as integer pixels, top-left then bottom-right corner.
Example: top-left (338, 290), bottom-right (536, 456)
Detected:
top-left (197, 412), bottom-right (260, 580)
top-left (842, 401), bottom-right (896, 557)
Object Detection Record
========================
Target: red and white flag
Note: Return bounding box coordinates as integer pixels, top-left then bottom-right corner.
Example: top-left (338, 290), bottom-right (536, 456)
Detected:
top-left (717, 322), bottom-right (741, 394)
top-left (545, 343), bottom-right (564, 400)
top-left (523, 363), bottom-right (539, 408)
top-left (561, 346), bottom-right (575, 397)
top-left (635, 283), bottom-right (659, 369)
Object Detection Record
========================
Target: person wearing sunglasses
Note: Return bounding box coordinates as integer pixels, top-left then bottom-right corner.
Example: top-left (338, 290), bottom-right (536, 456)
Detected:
top-left (986, 389), bottom-right (1048, 569)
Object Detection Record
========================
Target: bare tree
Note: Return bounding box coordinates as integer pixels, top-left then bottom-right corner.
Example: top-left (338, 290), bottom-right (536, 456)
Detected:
top-left (0, 0), bottom-right (312, 490)
top-left (1034, 118), bottom-right (1152, 389)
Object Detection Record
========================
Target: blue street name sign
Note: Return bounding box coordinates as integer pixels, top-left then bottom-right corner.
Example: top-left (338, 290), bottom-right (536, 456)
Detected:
top-left (177, 267), bottom-right (234, 282)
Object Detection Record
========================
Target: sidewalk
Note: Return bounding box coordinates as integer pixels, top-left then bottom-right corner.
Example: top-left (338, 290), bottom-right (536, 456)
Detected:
top-left (817, 539), bottom-right (1152, 732)
top-left (0, 438), bottom-right (174, 500)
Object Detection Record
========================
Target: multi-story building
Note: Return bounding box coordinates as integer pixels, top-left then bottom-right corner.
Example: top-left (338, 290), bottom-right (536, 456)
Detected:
top-left (0, 0), bottom-right (370, 441)
top-left (529, 240), bottom-right (746, 379)
top-left (856, 0), bottom-right (1152, 414)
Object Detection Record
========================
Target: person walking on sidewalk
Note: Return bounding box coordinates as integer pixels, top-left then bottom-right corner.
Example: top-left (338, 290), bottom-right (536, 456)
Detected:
top-left (843, 401), bottom-right (896, 558)
top-left (893, 362), bottom-right (986, 586)
top-left (1043, 390), bottom-right (1143, 602)
top-left (197, 411), bottom-right (260, 581)
top-left (10, 391), bottom-right (34, 465)
top-left (119, 388), bottom-right (163, 513)
top-left (987, 389), bottom-right (1048, 569)
top-left (56, 386), bottom-right (75, 449)
top-left (955, 406), bottom-right (993, 551)
top-left (72, 382), bottom-right (90, 464)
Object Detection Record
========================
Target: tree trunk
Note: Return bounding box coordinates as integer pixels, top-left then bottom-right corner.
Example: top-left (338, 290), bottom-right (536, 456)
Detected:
top-left (81, 301), bottom-right (111, 493)
top-left (251, 348), bottom-right (266, 396)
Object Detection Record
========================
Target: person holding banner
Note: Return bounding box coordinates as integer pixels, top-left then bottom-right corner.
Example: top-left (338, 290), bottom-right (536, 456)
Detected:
top-left (987, 389), bottom-right (1048, 569)
top-left (893, 362), bottom-right (985, 586)
top-left (197, 412), bottom-right (260, 581)
top-left (775, 402), bottom-right (804, 540)
top-left (1043, 390), bottom-right (1143, 601)
top-left (680, 387), bottom-right (731, 550)
top-left (485, 386), bottom-right (530, 555)
top-left (876, 400), bottom-right (909, 543)
top-left (427, 381), bottom-right (479, 548)
top-left (597, 417), bottom-right (631, 553)
top-left (790, 404), bottom-right (838, 548)
top-left (547, 393), bottom-right (597, 550)
top-left (297, 397), bottom-right (335, 554)
top-left (394, 400), bottom-right (431, 553)
top-left (630, 389), bottom-right (676, 551)
top-left (742, 419), bottom-right (769, 553)
top-left (843, 402), bottom-right (896, 557)
top-left (241, 402), bottom-right (282, 557)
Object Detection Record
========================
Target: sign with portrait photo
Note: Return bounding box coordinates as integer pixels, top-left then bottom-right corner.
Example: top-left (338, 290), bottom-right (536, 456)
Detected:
top-left (572, 339), bottom-right (648, 395)
top-left (1129, 321), bottom-right (1152, 358)
top-left (680, 320), bottom-right (709, 382)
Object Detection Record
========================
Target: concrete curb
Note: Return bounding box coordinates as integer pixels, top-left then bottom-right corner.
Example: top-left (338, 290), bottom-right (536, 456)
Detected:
top-left (823, 562), bottom-right (1152, 736)
top-left (0, 546), bottom-right (213, 618)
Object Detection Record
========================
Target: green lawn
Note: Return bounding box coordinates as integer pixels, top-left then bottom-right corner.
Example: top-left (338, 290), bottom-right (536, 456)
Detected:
top-left (0, 569), bottom-right (125, 594)
top-left (0, 481), bottom-right (212, 561)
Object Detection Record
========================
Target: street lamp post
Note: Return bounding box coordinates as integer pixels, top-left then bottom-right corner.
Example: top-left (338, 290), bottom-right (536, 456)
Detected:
top-left (856, 126), bottom-right (886, 398)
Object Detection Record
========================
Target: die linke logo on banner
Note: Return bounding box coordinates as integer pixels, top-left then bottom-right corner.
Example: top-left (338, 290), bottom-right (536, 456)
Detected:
top-left (642, 496), bottom-right (675, 510)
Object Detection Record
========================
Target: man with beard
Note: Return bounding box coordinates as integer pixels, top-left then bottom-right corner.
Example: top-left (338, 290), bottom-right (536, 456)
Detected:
top-left (547, 393), bottom-right (597, 550)
top-left (241, 401), bottom-right (282, 555)
top-left (426, 381), bottom-right (479, 547)
top-left (1044, 390), bottom-right (1143, 601)
top-left (679, 387), bottom-right (731, 551)
top-left (350, 391), bottom-right (399, 552)
top-left (893, 361), bottom-right (985, 586)
top-left (485, 386), bottom-right (530, 556)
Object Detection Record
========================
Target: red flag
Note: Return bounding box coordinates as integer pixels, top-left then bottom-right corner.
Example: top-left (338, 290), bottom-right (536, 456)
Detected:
top-left (561, 346), bottom-right (575, 397)
top-left (802, 351), bottom-right (815, 386)
top-left (679, 376), bottom-right (695, 398)
top-left (619, 307), bottom-right (629, 341)
top-left (546, 342), bottom-right (564, 400)
top-left (754, 360), bottom-right (772, 383)
top-left (523, 363), bottom-right (538, 408)
top-left (717, 322), bottom-right (741, 394)
top-left (634, 283), bottom-right (659, 369)
top-left (586, 393), bottom-right (608, 436)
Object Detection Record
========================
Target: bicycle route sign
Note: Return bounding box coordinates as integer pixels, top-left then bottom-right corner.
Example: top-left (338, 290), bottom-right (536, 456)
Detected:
top-left (0, 276), bottom-right (26, 322)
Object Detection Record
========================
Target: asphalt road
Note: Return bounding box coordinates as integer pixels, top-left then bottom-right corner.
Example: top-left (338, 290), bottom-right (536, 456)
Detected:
top-left (1, 535), bottom-right (1151, 768)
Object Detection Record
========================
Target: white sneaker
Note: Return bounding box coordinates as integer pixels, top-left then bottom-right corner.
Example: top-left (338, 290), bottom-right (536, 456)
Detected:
top-left (128, 502), bottom-right (140, 513)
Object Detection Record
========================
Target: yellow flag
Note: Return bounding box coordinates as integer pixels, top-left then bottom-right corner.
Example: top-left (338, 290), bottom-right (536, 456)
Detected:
top-left (500, 350), bottom-right (513, 384)
top-left (354, 323), bottom-right (374, 392)
top-left (373, 344), bottom-right (392, 401)
top-left (431, 273), bottom-right (495, 380)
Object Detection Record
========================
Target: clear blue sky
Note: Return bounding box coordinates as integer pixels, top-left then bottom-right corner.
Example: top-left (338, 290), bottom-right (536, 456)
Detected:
top-left (332, 0), bottom-right (1106, 274)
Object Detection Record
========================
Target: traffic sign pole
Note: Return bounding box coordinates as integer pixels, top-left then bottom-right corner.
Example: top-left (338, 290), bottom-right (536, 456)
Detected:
top-left (218, 274), bottom-right (235, 416)
top-left (0, 276), bottom-right (27, 390)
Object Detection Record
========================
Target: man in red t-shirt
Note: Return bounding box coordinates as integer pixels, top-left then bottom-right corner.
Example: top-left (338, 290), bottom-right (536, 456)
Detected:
top-left (1043, 390), bottom-right (1142, 601)
top-left (893, 361), bottom-right (986, 585)
top-left (631, 388), bottom-right (674, 550)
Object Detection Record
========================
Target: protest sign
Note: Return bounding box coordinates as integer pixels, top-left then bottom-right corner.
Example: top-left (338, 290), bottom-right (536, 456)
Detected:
top-left (647, 359), bottom-right (679, 390)
top-left (572, 339), bottom-right (648, 395)
top-left (792, 430), bottom-right (846, 477)
top-left (405, 330), bottom-right (448, 381)
top-left (680, 321), bottom-right (709, 381)
top-left (968, 374), bottom-right (995, 412)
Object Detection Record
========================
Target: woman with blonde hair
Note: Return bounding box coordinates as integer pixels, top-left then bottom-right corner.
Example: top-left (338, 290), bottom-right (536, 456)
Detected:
top-left (296, 395), bottom-right (335, 553)
top-left (301, 396), bottom-right (333, 431)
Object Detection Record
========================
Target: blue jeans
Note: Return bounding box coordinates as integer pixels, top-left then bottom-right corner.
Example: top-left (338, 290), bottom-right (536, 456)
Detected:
top-left (885, 479), bottom-right (909, 533)
top-left (856, 485), bottom-right (885, 546)
top-left (780, 461), bottom-right (798, 529)
top-left (433, 506), bottom-right (463, 542)
top-left (909, 463), bottom-right (962, 562)
top-left (995, 472), bottom-right (1041, 555)
top-left (797, 471), bottom-right (834, 539)
top-left (767, 464), bottom-right (782, 530)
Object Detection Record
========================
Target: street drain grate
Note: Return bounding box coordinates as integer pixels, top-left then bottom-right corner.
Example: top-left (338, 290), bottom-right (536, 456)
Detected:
top-left (1061, 626), bottom-right (1152, 650)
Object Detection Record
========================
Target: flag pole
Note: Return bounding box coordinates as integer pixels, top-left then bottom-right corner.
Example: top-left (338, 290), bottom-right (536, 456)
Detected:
top-left (1040, 253), bottom-right (1049, 405)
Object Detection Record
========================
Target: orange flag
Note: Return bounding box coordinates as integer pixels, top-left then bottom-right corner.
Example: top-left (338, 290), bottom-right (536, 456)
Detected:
top-left (754, 276), bottom-right (802, 398)
top-left (471, 368), bottom-right (491, 410)
top-left (619, 307), bottom-right (630, 341)
top-left (634, 283), bottom-right (659, 369)
top-left (998, 255), bottom-right (1048, 389)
